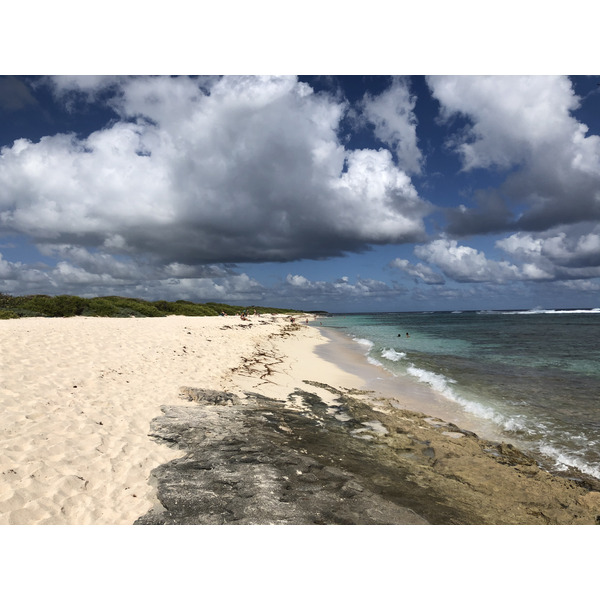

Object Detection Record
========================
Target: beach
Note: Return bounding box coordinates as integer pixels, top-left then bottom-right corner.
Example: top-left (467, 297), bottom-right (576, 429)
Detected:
top-left (0, 313), bottom-right (366, 525)
top-left (1, 314), bottom-right (599, 525)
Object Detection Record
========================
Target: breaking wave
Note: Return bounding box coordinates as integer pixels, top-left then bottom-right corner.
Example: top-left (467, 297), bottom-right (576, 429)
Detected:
top-left (381, 348), bottom-right (406, 362)
top-left (479, 308), bottom-right (600, 315)
top-left (537, 443), bottom-right (600, 480)
top-left (352, 337), bottom-right (382, 366)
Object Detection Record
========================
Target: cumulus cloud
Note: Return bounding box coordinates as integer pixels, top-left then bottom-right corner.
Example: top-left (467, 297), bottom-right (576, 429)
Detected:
top-left (558, 279), bottom-right (600, 292)
top-left (428, 75), bottom-right (600, 235)
top-left (428, 75), bottom-right (580, 171)
top-left (414, 239), bottom-right (523, 283)
top-left (42, 75), bottom-right (122, 104)
top-left (284, 273), bottom-right (399, 300)
top-left (0, 250), bottom-right (266, 303)
top-left (362, 77), bottom-right (423, 174)
top-left (4, 74), bottom-right (597, 309)
top-left (36, 243), bottom-right (236, 281)
top-left (410, 229), bottom-right (600, 287)
top-left (497, 226), bottom-right (600, 280)
top-left (0, 253), bottom-right (22, 278)
top-left (389, 258), bottom-right (445, 284)
top-left (0, 76), bottom-right (431, 273)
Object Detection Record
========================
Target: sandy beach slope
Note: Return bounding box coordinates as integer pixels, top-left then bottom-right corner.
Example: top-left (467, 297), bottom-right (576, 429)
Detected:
top-left (0, 313), bottom-right (363, 525)
top-left (2, 313), bottom-right (599, 525)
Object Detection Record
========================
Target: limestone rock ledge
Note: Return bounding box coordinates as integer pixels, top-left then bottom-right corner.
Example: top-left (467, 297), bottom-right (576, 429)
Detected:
top-left (135, 386), bottom-right (600, 525)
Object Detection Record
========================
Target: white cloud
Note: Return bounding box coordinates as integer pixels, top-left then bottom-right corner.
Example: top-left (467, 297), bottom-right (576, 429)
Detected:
top-left (496, 232), bottom-right (543, 258)
top-left (0, 253), bottom-right (21, 278)
top-left (410, 229), bottom-right (600, 287)
top-left (428, 75), bottom-right (600, 233)
top-left (496, 227), bottom-right (600, 282)
top-left (362, 77), bottom-right (423, 174)
top-left (520, 263), bottom-right (553, 280)
top-left (330, 148), bottom-right (429, 241)
top-left (414, 239), bottom-right (522, 283)
top-left (498, 228), bottom-right (600, 266)
top-left (287, 274), bottom-right (311, 288)
top-left (37, 244), bottom-right (142, 280)
top-left (284, 273), bottom-right (397, 299)
top-left (427, 75), bottom-right (581, 171)
top-left (0, 255), bottom-right (266, 303)
top-left (0, 76), bottom-right (431, 269)
top-left (558, 279), bottom-right (600, 292)
top-left (389, 258), bottom-right (445, 284)
top-left (45, 75), bottom-right (120, 97)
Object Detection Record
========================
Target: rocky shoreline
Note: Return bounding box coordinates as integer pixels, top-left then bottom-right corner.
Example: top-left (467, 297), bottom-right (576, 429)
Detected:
top-left (136, 385), bottom-right (600, 525)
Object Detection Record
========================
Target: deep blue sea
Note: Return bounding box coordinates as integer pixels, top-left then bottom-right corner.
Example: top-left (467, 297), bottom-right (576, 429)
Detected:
top-left (320, 309), bottom-right (600, 481)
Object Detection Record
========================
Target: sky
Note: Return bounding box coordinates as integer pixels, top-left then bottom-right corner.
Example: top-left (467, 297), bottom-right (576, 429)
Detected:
top-left (2, 9), bottom-right (600, 312)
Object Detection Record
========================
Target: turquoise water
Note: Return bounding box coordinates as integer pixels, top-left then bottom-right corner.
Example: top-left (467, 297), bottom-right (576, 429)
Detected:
top-left (320, 309), bottom-right (600, 481)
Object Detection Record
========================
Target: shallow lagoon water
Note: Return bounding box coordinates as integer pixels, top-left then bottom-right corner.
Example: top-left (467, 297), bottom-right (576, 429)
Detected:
top-left (320, 309), bottom-right (600, 481)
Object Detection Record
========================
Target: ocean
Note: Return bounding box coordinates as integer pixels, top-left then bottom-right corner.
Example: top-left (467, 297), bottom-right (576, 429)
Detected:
top-left (318, 309), bottom-right (600, 482)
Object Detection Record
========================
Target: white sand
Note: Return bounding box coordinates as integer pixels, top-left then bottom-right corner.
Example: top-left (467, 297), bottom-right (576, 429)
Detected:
top-left (0, 314), bottom-right (365, 525)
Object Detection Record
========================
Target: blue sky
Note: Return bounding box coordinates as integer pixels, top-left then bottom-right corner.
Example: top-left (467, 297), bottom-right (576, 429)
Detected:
top-left (2, 74), bottom-right (600, 312)
top-left (2, 6), bottom-right (600, 312)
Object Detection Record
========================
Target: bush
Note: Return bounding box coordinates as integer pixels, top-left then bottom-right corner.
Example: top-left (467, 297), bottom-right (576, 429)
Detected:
top-left (84, 298), bottom-right (119, 317)
top-left (0, 293), bottom-right (301, 319)
top-left (0, 293), bottom-right (15, 309)
top-left (95, 297), bottom-right (165, 317)
top-left (152, 300), bottom-right (176, 314)
top-left (7, 295), bottom-right (89, 317)
top-left (0, 309), bottom-right (19, 319)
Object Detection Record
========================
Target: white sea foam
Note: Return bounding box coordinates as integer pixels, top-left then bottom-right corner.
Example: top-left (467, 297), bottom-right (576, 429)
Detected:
top-left (353, 337), bottom-right (373, 350)
top-left (352, 337), bottom-right (382, 366)
top-left (488, 308), bottom-right (600, 316)
top-left (499, 415), bottom-right (538, 436)
top-left (406, 365), bottom-right (501, 423)
top-left (381, 348), bottom-right (406, 362)
top-left (332, 312), bottom-right (600, 487)
top-left (405, 363), bottom-right (598, 477)
top-left (367, 356), bottom-right (383, 367)
top-left (538, 443), bottom-right (600, 480)
top-left (406, 365), bottom-right (457, 395)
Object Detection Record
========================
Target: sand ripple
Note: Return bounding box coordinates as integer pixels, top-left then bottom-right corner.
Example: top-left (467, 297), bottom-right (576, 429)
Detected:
top-left (0, 315), bottom-right (298, 524)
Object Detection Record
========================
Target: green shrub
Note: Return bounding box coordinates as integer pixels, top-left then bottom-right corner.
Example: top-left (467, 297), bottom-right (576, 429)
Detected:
top-left (0, 293), bottom-right (15, 309)
top-left (0, 309), bottom-right (19, 319)
top-left (95, 296), bottom-right (165, 317)
top-left (81, 298), bottom-right (114, 316)
top-left (152, 300), bottom-right (177, 314)
top-left (205, 302), bottom-right (242, 315)
top-left (8, 295), bottom-right (82, 317)
top-left (0, 293), bottom-right (301, 319)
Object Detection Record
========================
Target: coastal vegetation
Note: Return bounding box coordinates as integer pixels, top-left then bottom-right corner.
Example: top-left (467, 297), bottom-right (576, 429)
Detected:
top-left (0, 293), bottom-right (300, 319)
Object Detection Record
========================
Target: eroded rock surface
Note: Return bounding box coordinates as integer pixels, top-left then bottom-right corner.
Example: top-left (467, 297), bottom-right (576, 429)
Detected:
top-left (136, 386), bottom-right (600, 525)
top-left (136, 389), bottom-right (427, 524)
